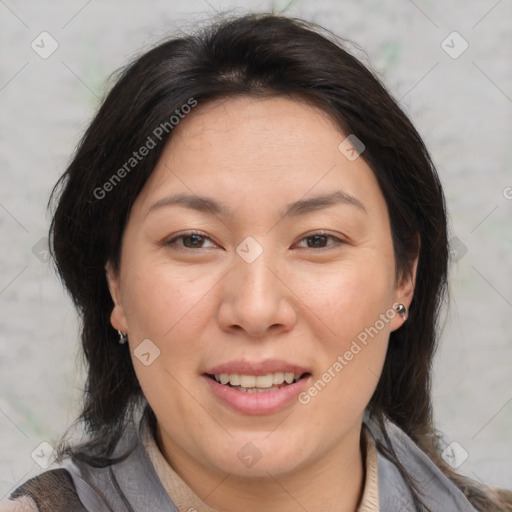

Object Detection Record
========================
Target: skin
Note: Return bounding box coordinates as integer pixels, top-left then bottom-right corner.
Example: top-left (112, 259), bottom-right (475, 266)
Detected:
top-left (106, 95), bottom-right (418, 512)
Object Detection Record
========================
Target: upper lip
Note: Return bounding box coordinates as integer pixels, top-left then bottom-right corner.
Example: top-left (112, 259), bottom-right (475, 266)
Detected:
top-left (204, 359), bottom-right (311, 376)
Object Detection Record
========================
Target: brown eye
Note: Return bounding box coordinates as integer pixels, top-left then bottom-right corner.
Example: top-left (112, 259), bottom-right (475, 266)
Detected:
top-left (306, 234), bottom-right (329, 248)
top-left (182, 234), bottom-right (206, 248)
top-left (165, 231), bottom-right (216, 250)
top-left (296, 232), bottom-right (343, 250)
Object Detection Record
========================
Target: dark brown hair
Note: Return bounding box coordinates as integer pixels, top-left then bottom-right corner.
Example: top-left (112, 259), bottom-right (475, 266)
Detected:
top-left (48, 12), bottom-right (512, 511)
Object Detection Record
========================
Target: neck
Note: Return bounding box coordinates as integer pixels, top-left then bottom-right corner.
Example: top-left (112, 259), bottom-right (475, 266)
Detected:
top-left (156, 422), bottom-right (366, 512)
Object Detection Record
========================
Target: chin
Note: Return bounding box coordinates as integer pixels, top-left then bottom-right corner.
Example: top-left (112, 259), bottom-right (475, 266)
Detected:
top-left (205, 438), bottom-right (308, 478)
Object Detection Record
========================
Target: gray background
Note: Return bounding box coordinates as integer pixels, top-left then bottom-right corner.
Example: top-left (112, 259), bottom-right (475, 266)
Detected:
top-left (1, 0), bottom-right (511, 501)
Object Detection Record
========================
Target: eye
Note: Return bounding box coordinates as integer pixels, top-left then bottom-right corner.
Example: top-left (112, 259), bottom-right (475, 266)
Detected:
top-left (165, 231), bottom-right (216, 250)
top-left (295, 231), bottom-right (344, 250)
top-left (164, 230), bottom-right (344, 251)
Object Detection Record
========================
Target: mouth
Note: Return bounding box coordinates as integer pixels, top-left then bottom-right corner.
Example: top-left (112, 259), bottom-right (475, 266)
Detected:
top-left (204, 371), bottom-right (312, 393)
top-left (202, 370), bottom-right (313, 415)
top-left (202, 359), bottom-right (313, 414)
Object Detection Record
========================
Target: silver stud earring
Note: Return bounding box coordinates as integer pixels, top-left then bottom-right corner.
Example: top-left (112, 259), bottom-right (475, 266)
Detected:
top-left (118, 330), bottom-right (128, 344)
top-left (396, 303), bottom-right (407, 318)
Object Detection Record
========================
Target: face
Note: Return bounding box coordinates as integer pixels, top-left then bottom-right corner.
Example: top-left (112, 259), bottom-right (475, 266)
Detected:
top-left (106, 95), bottom-right (416, 481)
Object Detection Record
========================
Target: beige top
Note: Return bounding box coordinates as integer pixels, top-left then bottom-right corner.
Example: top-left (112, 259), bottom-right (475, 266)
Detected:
top-left (0, 423), bottom-right (379, 512)
top-left (0, 497), bottom-right (36, 512)
top-left (141, 420), bottom-right (380, 512)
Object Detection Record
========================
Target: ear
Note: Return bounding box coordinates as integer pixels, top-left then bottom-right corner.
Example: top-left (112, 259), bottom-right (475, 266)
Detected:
top-left (105, 261), bottom-right (128, 333)
top-left (390, 237), bottom-right (420, 332)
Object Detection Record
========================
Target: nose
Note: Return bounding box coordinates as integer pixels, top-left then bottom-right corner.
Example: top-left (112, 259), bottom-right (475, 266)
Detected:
top-left (216, 245), bottom-right (298, 339)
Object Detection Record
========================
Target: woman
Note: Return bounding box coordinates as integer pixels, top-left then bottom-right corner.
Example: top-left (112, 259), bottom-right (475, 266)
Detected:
top-left (3, 11), bottom-right (511, 512)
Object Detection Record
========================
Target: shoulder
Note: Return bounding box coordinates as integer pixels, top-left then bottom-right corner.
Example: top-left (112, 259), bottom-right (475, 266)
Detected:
top-left (3, 468), bottom-right (87, 512)
top-left (363, 413), bottom-right (480, 511)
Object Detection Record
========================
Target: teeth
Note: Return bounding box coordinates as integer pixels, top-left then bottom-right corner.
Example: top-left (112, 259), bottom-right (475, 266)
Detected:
top-left (240, 375), bottom-right (256, 388)
top-left (273, 372), bottom-right (284, 384)
top-left (284, 372), bottom-right (295, 384)
top-left (214, 372), bottom-right (303, 388)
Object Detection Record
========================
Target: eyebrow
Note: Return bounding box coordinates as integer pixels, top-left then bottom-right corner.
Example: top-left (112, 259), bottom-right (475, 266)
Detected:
top-left (146, 189), bottom-right (367, 219)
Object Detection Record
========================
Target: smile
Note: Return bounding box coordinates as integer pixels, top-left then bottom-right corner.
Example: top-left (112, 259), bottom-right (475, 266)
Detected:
top-left (209, 372), bottom-right (308, 392)
top-left (203, 372), bottom-right (312, 414)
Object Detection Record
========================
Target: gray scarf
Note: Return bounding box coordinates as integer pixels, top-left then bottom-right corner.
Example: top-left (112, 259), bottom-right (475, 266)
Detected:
top-left (10, 409), bottom-right (479, 511)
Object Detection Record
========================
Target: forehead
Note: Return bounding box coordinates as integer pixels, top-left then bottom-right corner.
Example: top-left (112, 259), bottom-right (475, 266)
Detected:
top-left (133, 95), bottom-right (385, 220)
top-left (167, 94), bottom-right (342, 156)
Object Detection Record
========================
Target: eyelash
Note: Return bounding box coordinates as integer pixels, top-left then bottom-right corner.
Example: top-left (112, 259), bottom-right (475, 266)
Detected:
top-left (165, 230), bottom-right (345, 251)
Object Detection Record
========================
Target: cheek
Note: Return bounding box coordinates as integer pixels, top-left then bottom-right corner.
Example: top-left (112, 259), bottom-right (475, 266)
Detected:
top-left (294, 249), bottom-right (395, 342)
top-left (122, 259), bottom-right (213, 341)
top-left (294, 251), bottom-right (393, 416)
top-left (121, 262), bottom-right (214, 416)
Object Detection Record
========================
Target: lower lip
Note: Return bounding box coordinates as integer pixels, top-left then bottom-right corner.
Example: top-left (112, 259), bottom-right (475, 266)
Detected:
top-left (202, 375), bottom-right (311, 415)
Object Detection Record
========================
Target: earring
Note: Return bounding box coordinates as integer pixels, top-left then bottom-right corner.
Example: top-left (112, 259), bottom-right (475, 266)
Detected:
top-left (118, 330), bottom-right (128, 344)
top-left (396, 303), bottom-right (407, 319)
